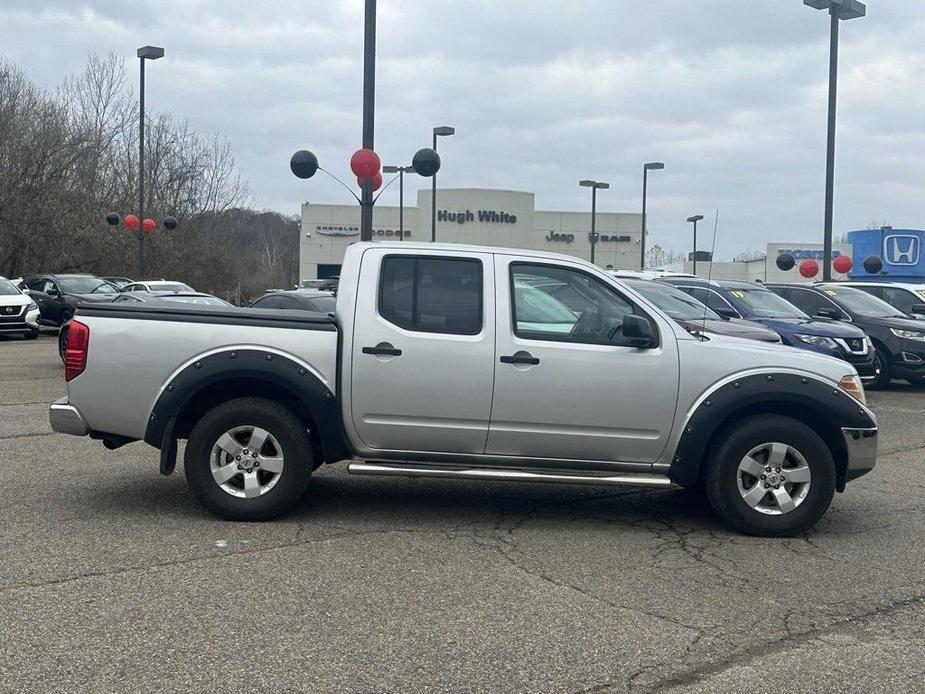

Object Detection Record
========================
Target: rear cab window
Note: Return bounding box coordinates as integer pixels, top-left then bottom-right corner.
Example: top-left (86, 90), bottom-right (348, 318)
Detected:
top-left (379, 255), bottom-right (483, 335)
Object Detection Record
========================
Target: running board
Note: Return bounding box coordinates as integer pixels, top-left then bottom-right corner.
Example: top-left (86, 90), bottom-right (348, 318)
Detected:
top-left (347, 462), bottom-right (672, 488)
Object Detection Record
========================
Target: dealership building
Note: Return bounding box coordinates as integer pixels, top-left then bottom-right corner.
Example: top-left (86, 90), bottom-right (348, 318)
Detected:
top-left (299, 188), bottom-right (643, 280)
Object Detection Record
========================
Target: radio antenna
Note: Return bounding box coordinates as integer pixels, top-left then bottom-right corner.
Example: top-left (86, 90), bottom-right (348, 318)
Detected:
top-left (701, 209), bottom-right (720, 334)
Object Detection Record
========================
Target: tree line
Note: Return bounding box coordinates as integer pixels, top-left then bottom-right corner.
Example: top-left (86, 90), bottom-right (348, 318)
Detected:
top-left (0, 54), bottom-right (297, 302)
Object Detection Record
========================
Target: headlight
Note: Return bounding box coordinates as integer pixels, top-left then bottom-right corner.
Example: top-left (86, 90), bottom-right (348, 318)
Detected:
top-left (890, 328), bottom-right (925, 341)
top-left (27, 301), bottom-right (38, 311)
top-left (794, 334), bottom-right (838, 349)
top-left (839, 374), bottom-right (866, 405)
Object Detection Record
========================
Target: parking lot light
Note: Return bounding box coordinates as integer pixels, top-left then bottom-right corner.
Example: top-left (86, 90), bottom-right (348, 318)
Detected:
top-left (687, 215), bottom-right (704, 275)
top-left (580, 180), bottom-right (610, 265)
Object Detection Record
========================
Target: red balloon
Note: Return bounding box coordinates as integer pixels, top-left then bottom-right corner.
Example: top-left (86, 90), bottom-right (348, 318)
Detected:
top-left (142, 218), bottom-right (157, 234)
top-left (123, 214), bottom-right (139, 231)
top-left (799, 259), bottom-right (819, 279)
top-left (356, 171), bottom-right (383, 192)
top-left (350, 148), bottom-right (380, 179)
top-left (832, 255), bottom-right (853, 274)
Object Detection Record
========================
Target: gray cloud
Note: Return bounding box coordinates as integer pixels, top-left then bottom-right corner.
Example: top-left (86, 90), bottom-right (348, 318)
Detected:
top-left (0, 0), bottom-right (919, 258)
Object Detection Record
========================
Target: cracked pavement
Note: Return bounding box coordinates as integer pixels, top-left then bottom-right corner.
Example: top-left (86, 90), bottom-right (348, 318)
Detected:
top-left (1, 335), bottom-right (924, 693)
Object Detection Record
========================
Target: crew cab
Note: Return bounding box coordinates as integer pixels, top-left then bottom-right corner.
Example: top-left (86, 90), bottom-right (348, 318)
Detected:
top-left (49, 243), bottom-right (878, 536)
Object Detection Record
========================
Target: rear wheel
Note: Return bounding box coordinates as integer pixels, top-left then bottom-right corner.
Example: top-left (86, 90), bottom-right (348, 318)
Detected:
top-left (184, 397), bottom-right (313, 521)
top-left (704, 414), bottom-right (835, 536)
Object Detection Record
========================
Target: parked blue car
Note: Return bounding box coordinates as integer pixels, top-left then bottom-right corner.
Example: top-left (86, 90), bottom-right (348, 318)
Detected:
top-left (658, 278), bottom-right (878, 382)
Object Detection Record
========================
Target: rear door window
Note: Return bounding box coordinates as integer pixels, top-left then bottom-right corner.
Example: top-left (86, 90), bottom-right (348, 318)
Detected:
top-left (379, 256), bottom-right (483, 335)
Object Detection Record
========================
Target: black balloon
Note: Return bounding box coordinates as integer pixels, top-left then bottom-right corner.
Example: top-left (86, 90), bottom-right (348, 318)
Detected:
top-left (106, 212), bottom-right (121, 226)
top-left (412, 148), bottom-right (441, 177)
top-left (862, 255), bottom-right (883, 274)
top-left (776, 253), bottom-right (795, 271)
top-left (290, 150), bottom-right (319, 179)
top-left (162, 216), bottom-right (178, 230)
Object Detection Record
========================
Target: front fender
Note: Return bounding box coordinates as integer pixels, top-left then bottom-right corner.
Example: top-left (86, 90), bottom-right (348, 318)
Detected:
top-left (670, 372), bottom-right (876, 488)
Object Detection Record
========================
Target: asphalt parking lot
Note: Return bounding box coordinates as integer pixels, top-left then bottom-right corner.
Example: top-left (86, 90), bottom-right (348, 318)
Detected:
top-left (1, 333), bottom-right (924, 694)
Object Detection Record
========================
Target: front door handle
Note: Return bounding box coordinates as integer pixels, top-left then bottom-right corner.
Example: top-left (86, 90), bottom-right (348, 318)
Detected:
top-left (500, 351), bottom-right (540, 365)
top-left (362, 342), bottom-right (402, 357)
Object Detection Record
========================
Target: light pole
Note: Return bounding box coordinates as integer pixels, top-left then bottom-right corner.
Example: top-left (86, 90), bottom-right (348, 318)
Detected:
top-left (640, 162), bottom-right (665, 269)
top-left (359, 0), bottom-right (378, 242)
top-left (383, 165), bottom-right (415, 240)
top-left (431, 125), bottom-right (455, 241)
top-left (687, 215), bottom-right (704, 275)
top-left (804, 0), bottom-right (866, 281)
top-left (136, 45), bottom-right (164, 278)
top-left (580, 180), bottom-right (609, 265)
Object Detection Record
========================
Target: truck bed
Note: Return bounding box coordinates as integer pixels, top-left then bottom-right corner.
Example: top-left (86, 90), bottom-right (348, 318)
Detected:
top-left (68, 303), bottom-right (339, 440)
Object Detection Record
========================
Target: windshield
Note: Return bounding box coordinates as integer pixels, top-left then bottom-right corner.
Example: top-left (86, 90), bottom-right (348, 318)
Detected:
top-left (160, 295), bottom-right (229, 307)
top-left (150, 282), bottom-right (193, 292)
top-left (628, 280), bottom-right (721, 320)
top-left (0, 279), bottom-right (21, 296)
top-left (58, 277), bottom-right (117, 294)
top-left (727, 288), bottom-right (808, 319)
top-left (819, 286), bottom-right (909, 318)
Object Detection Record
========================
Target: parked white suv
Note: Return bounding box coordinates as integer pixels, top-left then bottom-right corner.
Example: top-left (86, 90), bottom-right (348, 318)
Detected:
top-left (0, 276), bottom-right (40, 339)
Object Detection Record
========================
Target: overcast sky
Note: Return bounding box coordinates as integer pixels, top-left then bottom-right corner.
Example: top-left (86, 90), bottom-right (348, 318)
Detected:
top-left (1, 0), bottom-right (921, 258)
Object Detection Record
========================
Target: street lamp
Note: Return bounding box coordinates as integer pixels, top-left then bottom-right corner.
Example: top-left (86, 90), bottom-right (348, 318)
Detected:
top-left (136, 45), bottom-right (164, 277)
top-left (640, 162), bottom-right (665, 269)
top-left (687, 215), bottom-right (704, 276)
top-left (580, 180), bottom-right (610, 265)
top-left (383, 165), bottom-right (415, 240)
top-left (804, 0), bottom-right (866, 281)
top-left (431, 125), bottom-right (455, 241)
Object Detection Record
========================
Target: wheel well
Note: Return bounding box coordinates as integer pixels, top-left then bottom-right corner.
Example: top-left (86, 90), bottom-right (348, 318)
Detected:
top-left (695, 400), bottom-right (848, 489)
top-left (174, 378), bottom-right (324, 465)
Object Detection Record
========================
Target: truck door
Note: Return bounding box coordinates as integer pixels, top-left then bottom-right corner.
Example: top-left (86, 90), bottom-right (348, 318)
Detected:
top-left (486, 256), bottom-right (680, 464)
top-left (349, 249), bottom-right (496, 454)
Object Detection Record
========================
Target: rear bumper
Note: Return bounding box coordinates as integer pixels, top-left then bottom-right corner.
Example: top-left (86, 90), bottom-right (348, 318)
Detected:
top-left (49, 398), bottom-right (89, 436)
top-left (842, 426), bottom-right (877, 482)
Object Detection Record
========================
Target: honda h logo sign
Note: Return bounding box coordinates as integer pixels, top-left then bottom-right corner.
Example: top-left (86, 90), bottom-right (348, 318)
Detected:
top-left (884, 235), bottom-right (920, 266)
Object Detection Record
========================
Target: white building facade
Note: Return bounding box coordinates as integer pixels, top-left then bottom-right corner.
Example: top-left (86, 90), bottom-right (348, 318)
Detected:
top-left (300, 188), bottom-right (643, 280)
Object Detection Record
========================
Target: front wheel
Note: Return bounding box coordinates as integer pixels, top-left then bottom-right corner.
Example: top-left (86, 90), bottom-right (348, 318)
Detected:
top-left (703, 414), bottom-right (835, 537)
top-left (868, 347), bottom-right (893, 389)
top-left (24, 329), bottom-right (38, 340)
top-left (184, 397), bottom-right (314, 521)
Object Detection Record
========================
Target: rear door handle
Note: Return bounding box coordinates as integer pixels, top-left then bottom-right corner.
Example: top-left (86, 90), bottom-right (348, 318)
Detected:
top-left (500, 351), bottom-right (540, 365)
top-left (362, 342), bottom-right (402, 357)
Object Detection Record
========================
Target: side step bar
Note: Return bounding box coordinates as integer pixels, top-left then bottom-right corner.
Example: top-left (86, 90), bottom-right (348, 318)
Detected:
top-left (347, 462), bottom-right (672, 488)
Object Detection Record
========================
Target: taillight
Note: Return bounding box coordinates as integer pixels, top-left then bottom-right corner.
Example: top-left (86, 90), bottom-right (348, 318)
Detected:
top-left (64, 320), bottom-right (90, 382)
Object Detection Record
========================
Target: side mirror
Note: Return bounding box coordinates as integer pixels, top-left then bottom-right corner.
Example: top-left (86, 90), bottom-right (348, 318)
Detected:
top-left (47, 287), bottom-right (59, 297)
top-left (816, 307), bottom-right (842, 320)
top-left (621, 314), bottom-right (657, 348)
top-left (714, 305), bottom-right (737, 321)
top-left (21, 288), bottom-right (30, 295)
top-left (911, 303), bottom-right (925, 316)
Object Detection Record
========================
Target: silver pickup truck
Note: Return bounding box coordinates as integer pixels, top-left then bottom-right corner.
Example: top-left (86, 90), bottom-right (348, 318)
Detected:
top-left (50, 242), bottom-right (878, 536)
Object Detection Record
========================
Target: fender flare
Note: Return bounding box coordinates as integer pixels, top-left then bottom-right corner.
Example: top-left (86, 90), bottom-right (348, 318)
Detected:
top-left (144, 349), bottom-right (352, 473)
top-left (669, 372), bottom-right (875, 488)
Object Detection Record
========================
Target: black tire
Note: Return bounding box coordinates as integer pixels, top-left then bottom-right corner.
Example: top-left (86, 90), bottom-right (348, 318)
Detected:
top-left (58, 309), bottom-right (73, 327)
top-left (868, 346), bottom-right (893, 389)
top-left (906, 376), bottom-right (925, 388)
top-left (703, 414), bottom-right (836, 537)
top-left (184, 397), bottom-right (313, 521)
top-left (24, 329), bottom-right (38, 340)
top-left (58, 323), bottom-right (69, 362)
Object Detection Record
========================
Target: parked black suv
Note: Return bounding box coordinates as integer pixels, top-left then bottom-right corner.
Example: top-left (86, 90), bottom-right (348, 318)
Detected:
top-left (23, 274), bottom-right (119, 327)
top-left (767, 283), bottom-right (925, 388)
